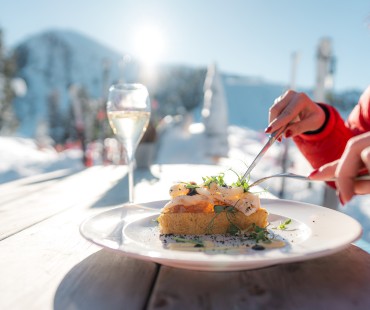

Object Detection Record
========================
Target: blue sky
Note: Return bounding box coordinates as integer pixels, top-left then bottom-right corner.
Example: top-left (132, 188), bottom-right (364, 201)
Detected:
top-left (0, 0), bottom-right (369, 91)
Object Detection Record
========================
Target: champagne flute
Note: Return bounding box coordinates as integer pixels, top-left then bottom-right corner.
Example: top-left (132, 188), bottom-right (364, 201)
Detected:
top-left (107, 83), bottom-right (151, 203)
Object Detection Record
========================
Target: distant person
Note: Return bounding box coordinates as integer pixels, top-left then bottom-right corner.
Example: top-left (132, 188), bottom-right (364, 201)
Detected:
top-left (265, 86), bottom-right (370, 205)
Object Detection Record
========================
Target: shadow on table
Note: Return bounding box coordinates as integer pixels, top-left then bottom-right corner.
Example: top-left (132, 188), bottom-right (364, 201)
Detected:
top-left (23, 168), bottom-right (84, 186)
top-left (90, 167), bottom-right (159, 208)
top-left (54, 249), bottom-right (159, 310)
top-left (54, 247), bottom-right (370, 309)
top-left (0, 168), bottom-right (85, 206)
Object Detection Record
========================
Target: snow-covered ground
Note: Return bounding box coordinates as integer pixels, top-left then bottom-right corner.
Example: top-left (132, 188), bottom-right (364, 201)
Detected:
top-left (1, 121), bottom-right (370, 251)
top-left (0, 136), bottom-right (84, 183)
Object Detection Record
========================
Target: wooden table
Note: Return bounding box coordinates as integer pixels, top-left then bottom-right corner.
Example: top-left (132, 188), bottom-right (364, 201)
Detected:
top-left (1, 164), bottom-right (370, 310)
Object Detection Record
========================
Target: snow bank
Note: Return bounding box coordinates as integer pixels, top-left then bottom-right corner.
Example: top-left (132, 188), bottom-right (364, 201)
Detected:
top-left (0, 136), bottom-right (84, 183)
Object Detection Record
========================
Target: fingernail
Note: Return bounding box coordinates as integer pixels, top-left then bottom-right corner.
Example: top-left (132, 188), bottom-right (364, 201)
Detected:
top-left (285, 130), bottom-right (292, 138)
top-left (277, 137), bottom-right (282, 142)
top-left (358, 168), bottom-right (369, 176)
top-left (308, 169), bottom-right (319, 178)
top-left (265, 126), bottom-right (272, 133)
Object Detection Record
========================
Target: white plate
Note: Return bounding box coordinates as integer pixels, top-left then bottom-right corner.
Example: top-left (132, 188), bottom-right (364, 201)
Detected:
top-left (80, 198), bottom-right (362, 271)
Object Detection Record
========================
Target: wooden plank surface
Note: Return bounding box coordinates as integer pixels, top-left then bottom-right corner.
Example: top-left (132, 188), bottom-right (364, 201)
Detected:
top-left (148, 246), bottom-right (370, 310)
top-left (0, 165), bottom-right (128, 240)
top-left (0, 204), bottom-right (158, 310)
top-left (0, 164), bottom-right (224, 240)
top-left (54, 250), bottom-right (159, 310)
top-left (2, 164), bottom-right (367, 310)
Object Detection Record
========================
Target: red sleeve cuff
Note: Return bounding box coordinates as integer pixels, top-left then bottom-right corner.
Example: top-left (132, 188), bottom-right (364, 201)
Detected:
top-left (298, 103), bottom-right (338, 141)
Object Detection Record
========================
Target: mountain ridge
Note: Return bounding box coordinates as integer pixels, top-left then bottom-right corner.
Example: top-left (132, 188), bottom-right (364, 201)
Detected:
top-left (9, 29), bottom-right (360, 141)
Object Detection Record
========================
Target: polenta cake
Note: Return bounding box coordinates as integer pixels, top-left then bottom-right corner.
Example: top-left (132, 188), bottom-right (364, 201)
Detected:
top-left (158, 172), bottom-right (268, 235)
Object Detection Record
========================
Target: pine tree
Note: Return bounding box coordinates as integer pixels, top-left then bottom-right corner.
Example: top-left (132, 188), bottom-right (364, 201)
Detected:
top-left (0, 28), bottom-right (17, 133)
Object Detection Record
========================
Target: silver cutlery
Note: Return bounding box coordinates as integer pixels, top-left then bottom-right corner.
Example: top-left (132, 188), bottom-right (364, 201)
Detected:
top-left (249, 172), bottom-right (370, 188)
top-left (241, 125), bottom-right (287, 181)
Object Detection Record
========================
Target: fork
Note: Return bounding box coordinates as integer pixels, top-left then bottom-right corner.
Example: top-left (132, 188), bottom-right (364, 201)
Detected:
top-left (249, 172), bottom-right (370, 188)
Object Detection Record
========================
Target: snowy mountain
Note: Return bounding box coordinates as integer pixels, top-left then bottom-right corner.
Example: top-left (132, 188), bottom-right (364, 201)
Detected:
top-left (12, 29), bottom-right (137, 138)
top-left (11, 29), bottom-right (291, 140)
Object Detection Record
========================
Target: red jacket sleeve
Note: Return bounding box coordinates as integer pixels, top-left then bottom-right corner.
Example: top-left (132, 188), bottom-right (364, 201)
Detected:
top-left (292, 104), bottom-right (353, 169)
top-left (293, 86), bottom-right (370, 169)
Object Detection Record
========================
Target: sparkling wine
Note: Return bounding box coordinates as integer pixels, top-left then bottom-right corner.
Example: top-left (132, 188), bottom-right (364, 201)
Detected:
top-left (107, 83), bottom-right (151, 203)
top-left (108, 110), bottom-right (150, 161)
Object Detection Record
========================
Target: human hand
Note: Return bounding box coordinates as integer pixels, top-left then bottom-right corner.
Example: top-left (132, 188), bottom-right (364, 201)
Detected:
top-left (265, 90), bottom-right (326, 138)
top-left (309, 132), bottom-right (370, 204)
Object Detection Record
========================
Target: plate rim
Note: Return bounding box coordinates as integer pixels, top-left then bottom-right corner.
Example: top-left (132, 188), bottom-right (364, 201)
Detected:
top-left (80, 198), bottom-right (363, 271)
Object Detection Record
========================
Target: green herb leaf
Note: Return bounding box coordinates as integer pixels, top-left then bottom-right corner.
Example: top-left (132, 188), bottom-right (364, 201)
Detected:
top-left (243, 223), bottom-right (271, 243)
top-left (214, 205), bottom-right (225, 213)
top-left (276, 218), bottom-right (292, 230)
top-left (185, 183), bottom-right (200, 189)
top-left (174, 237), bottom-right (204, 247)
top-left (228, 168), bottom-right (251, 192)
top-left (225, 206), bottom-right (235, 213)
top-left (227, 223), bottom-right (239, 235)
top-left (202, 173), bottom-right (226, 188)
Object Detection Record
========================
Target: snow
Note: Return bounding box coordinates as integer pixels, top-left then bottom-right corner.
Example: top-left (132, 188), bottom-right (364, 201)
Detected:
top-left (0, 136), bottom-right (84, 183)
top-left (1, 120), bottom-right (369, 252)
top-left (13, 29), bottom-right (128, 137)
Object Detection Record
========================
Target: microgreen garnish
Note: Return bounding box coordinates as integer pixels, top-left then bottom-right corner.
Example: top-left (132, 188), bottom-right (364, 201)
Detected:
top-left (174, 237), bottom-right (204, 247)
top-left (226, 222), bottom-right (240, 235)
top-left (205, 205), bottom-right (223, 233)
top-left (245, 224), bottom-right (272, 243)
top-left (228, 168), bottom-right (251, 192)
top-left (214, 205), bottom-right (225, 213)
top-left (205, 205), bottom-right (242, 236)
top-left (184, 182), bottom-right (200, 189)
top-left (233, 178), bottom-right (250, 192)
top-left (198, 169), bottom-right (256, 193)
top-left (274, 219), bottom-right (292, 230)
top-left (202, 173), bottom-right (226, 188)
top-left (205, 205), bottom-right (273, 241)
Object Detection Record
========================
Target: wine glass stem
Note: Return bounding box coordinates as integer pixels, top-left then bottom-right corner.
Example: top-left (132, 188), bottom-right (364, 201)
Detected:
top-left (128, 159), bottom-right (134, 203)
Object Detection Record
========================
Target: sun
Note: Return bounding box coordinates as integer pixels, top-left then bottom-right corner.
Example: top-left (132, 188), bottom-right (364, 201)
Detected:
top-left (133, 24), bottom-right (166, 66)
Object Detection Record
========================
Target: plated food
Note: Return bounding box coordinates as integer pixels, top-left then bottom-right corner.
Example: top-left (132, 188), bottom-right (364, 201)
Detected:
top-left (158, 172), bottom-right (268, 235)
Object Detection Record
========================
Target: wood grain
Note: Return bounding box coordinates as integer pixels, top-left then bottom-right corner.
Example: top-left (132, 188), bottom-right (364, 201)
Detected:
top-left (54, 250), bottom-right (159, 310)
top-left (148, 246), bottom-right (370, 310)
top-left (0, 204), bottom-right (158, 310)
top-left (0, 166), bottom-right (128, 240)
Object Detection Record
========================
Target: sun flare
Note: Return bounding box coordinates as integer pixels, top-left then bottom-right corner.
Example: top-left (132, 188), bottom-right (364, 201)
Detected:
top-left (133, 24), bottom-right (166, 66)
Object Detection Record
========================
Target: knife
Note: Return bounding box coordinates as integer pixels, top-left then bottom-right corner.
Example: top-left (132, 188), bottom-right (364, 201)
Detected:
top-left (241, 125), bottom-right (287, 181)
